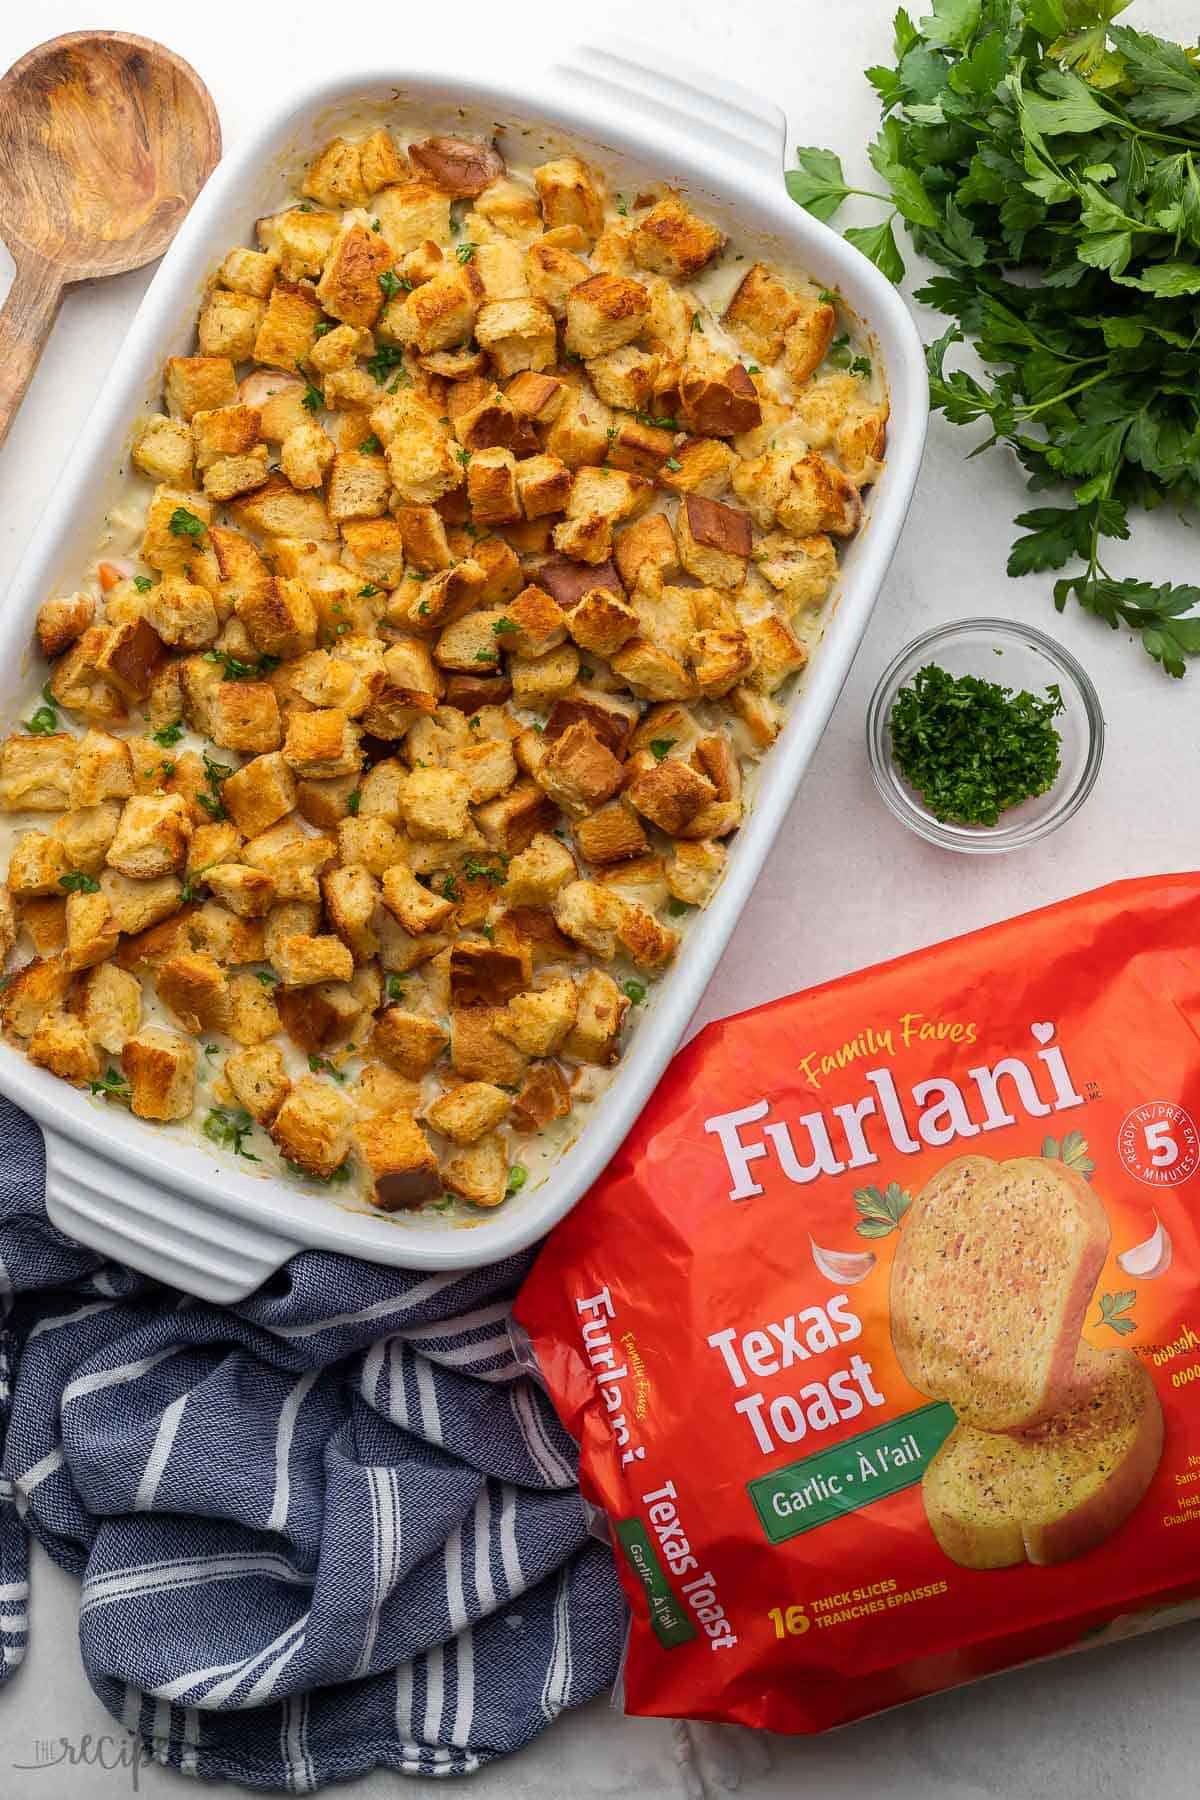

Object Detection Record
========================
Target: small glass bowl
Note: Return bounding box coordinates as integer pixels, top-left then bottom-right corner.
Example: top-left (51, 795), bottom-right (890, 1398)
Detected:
top-left (866, 618), bottom-right (1105, 854)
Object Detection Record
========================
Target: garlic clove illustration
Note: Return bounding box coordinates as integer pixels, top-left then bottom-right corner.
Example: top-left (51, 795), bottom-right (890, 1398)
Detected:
top-left (1116, 1213), bottom-right (1173, 1281)
top-left (809, 1235), bottom-right (877, 1285)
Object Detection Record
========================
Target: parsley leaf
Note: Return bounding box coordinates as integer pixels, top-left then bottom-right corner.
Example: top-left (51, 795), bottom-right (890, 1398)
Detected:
top-left (203, 1108), bottom-right (260, 1160)
top-left (58, 870), bottom-right (99, 894)
top-left (785, 5), bottom-right (1200, 674)
top-left (152, 720), bottom-right (184, 747)
top-left (168, 506), bottom-right (206, 540)
top-left (133, 574), bottom-right (155, 593)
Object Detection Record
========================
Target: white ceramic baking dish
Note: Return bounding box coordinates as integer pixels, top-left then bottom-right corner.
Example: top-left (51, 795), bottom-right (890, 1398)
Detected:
top-left (0, 39), bottom-right (927, 1300)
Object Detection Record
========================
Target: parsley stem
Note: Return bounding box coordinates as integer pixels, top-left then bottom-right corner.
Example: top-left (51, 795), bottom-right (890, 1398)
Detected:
top-left (1015, 368), bottom-right (1111, 418)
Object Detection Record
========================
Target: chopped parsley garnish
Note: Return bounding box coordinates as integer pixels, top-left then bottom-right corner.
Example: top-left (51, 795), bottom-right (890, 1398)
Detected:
top-left (492, 617), bottom-right (519, 635)
top-left (284, 1160), bottom-right (351, 1184)
top-left (313, 320), bottom-right (335, 336)
top-left (417, 601), bottom-right (431, 616)
top-left (133, 574), bottom-right (155, 593)
top-left (370, 218), bottom-right (381, 232)
top-left (88, 1067), bottom-right (131, 1104)
top-left (505, 1165), bottom-right (528, 1195)
top-left (888, 664), bottom-right (1065, 829)
top-left (359, 433), bottom-right (382, 454)
top-left (615, 195), bottom-right (628, 217)
top-left (648, 738), bottom-right (676, 761)
top-left (664, 456), bottom-right (682, 473)
top-left (455, 448), bottom-right (472, 466)
top-left (850, 354), bottom-right (873, 379)
top-left (386, 975), bottom-right (405, 1002)
top-left (623, 980), bottom-right (647, 1005)
top-left (474, 648), bottom-right (497, 662)
top-left (441, 873), bottom-right (461, 900)
top-left (635, 410), bottom-right (679, 432)
top-left (203, 1108), bottom-right (260, 1159)
top-left (300, 380), bottom-right (323, 413)
top-left (378, 269), bottom-right (406, 300)
top-left (358, 583), bottom-right (380, 598)
top-left (23, 704), bottom-right (58, 735)
top-left (308, 1054), bottom-right (345, 1082)
top-left (346, 788), bottom-right (362, 816)
top-left (691, 312), bottom-right (703, 332)
top-left (180, 861), bottom-right (216, 904)
top-left (204, 1043), bottom-right (219, 1059)
top-left (367, 343), bottom-right (407, 385)
top-left (168, 506), bottom-right (206, 539)
top-left (197, 749), bottom-right (231, 821)
top-left (455, 241), bottom-right (477, 264)
top-left (667, 897), bottom-right (692, 917)
top-left (255, 969), bottom-right (278, 987)
top-left (818, 289), bottom-right (837, 306)
top-left (59, 870), bottom-right (100, 893)
top-left (152, 720), bottom-right (184, 747)
top-left (462, 854), bottom-right (505, 886)
top-left (203, 647), bottom-right (281, 682)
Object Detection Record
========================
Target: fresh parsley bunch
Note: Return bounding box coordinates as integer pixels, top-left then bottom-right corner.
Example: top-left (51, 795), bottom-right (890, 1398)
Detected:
top-left (788, 0), bottom-right (1200, 675)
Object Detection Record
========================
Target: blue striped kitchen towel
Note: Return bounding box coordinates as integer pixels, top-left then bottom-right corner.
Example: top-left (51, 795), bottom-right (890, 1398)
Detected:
top-left (0, 1095), bottom-right (624, 1787)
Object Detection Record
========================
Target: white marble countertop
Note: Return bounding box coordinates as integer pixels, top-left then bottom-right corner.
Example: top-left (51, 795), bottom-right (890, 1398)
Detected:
top-left (2, 1), bottom-right (1199, 1793)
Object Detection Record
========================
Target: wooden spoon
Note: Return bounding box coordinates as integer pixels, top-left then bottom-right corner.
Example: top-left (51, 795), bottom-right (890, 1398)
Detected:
top-left (0, 31), bottom-right (221, 448)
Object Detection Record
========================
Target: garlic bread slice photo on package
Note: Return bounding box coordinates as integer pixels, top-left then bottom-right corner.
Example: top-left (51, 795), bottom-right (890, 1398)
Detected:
top-left (516, 873), bottom-right (1200, 1735)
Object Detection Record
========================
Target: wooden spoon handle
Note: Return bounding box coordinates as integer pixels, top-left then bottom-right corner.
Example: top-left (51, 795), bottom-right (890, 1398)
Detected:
top-left (0, 253), bottom-right (65, 450)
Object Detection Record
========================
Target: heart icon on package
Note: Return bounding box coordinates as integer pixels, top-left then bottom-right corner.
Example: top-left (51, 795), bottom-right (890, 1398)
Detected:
top-left (1031, 1021), bottom-right (1055, 1043)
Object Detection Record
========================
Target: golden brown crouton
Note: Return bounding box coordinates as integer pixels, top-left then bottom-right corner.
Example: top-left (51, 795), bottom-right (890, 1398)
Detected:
top-left (202, 447), bottom-right (271, 503)
top-left (46, 631), bottom-right (128, 727)
top-left (269, 1073), bottom-right (354, 1177)
top-left (742, 612), bottom-right (810, 694)
top-left (564, 274), bottom-right (650, 358)
top-left (495, 978), bottom-right (578, 1057)
top-left (352, 1062), bottom-right (421, 1118)
top-left (156, 951), bottom-right (231, 1034)
top-left (679, 358), bottom-right (761, 439)
top-left (509, 644), bottom-right (581, 708)
top-left (374, 180), bottom-right (453, 254)
top-left (219, 246), bottom-right (277, 299)
top-left (473, 177), bottom-right (542, 239)
top-left (449, 1006), bottom-right (528, 1086)
top-left (628, 758), bottom-right (716, 834)
top-left (7, 831), bottom-right (70, 898)
top-left (15, 894), bottom-right (63, 953)
top-left (722, 263), bottom-right (810, 364)
top-left (506, 370), bottom-right (568, 423)
top-left (0, 955), bottom-right (72, 1039)
top-left (535, 721), bottom-right (623, 819)
top-left (440, 1133), bottom-right (508, 1208)
top-left (0, 733), bottom-right (75, 812)
top-left (560, 968), bottom-right (629, 1065)
top-left (400, 767), bottom-right (472, 840)
top-left (665, 838), bottom-right (726, 906)
top-left (122, 1027), bottom-right (196, 1120)
top-left (784, 298), bottom-right (840, 385)
top-left (73, 961), bottom-right (142, 1053)
top-left (676, 493), bottom-right (752, 588)
top-left (243, 820), bottom-right (336, 902)
top-left (755, 530), bottom-right (839, 614)
top-left (100, 871), bottom-right (183, 937)
top-left (164, 356), bottom-right (239, 421)
top-left (474, 299), bottom-right (557, 377)
top-left (220, 752), bottom-right (297, 838)
top-left (209, 681), bottom-right (283, 755)
top-left (354, 1110), bottom-right (441, 1209)
top-left (64, 889), bottom-right (119, 971)
top-left (280, 422), bottom-right (336, 491)
top-left (315, 223), bottom-right (396, 329)
top-left (271, 933), bottom-right (354, 988)
top-left (613, 512), bottom-right (680, 591)
top-left (282, 709), bottom-right (362, 780)
top-left (380, 865), bottom-right (456, 934)
top-left (449, 941), bottom-right (531, 1008)
top-left (204, 863), bottom-right (275, 918)
top-left (236, 576), bottom-right (319, 659)
top-left (225, 1043), bottom-right (290, 1124)
top-left (198, 288), bottom-right (266, 361)
top-left (29, 1009), bottom-right (101, 1087)
top-left (425, 1080), bottom-right (511, 1145)
top-left (139, 574), bottom-right (220, 650)
top-left (321, 864), bottom-right (381, 962)
top-left (660, 436), bottom-right (736, 499)
top-left (475, 779), bottom-right (559, 854)
top-left (533, 157), bottom-right (606, 238)
top-left (566, 587), bottom-right (639, 659)
top-left (630, 193), bottom-right (724, 278)
top-left (132, 414), bottom-right (195, 485)
top-left (106, 795), bottom-right (191, 879)
top-left (92, 618), bottom-right (164, 704)
top-left (37, 591), bottom-right (96, 660)
top-left (693, 628), bottom-right (753, 698)
top-left (233, 477), bottom-right (339, 544)
top-left (572, 801), bottom-right (649, 866)
top-left (609, 638), bottom-right (696, 702)
top-left (500, 832), bottom-right (576, 906)
top-left (141, 485), bottom-right (213, 574)
top-left (252, 281), bottom-right (324, 372)
top-left (585, 344), bottom-right (661, 413)
top-left (371, 1006), bottom-right (448, 1077)
top-left (777, 451), bottom-right (862, 538)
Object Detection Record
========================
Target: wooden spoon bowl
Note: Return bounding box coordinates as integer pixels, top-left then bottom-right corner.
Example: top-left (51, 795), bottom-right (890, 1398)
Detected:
top-left (0, 31), bottom-right (220, 447)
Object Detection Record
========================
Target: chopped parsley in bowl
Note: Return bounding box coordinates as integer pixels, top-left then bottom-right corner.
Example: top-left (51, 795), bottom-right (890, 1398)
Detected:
top-left (866, 619), bottom-right (1103, 854)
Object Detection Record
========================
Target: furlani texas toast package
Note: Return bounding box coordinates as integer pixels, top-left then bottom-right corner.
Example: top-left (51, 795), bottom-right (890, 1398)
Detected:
top-left (515, 873), bottom-right (1200, 1734)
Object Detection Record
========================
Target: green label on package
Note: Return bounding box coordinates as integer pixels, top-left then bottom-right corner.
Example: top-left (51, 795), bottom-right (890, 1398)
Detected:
top-left (747, 1402), bottom-right (958, 1545)
top-left (614, 1519), bottom-right (698, 1648)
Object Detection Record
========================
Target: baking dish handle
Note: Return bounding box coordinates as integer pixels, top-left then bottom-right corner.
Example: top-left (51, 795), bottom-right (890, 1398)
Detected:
top-left (551, 38), bottom-right (787, 181)
top-left (43, 1129), bottom-right (302, 1304)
